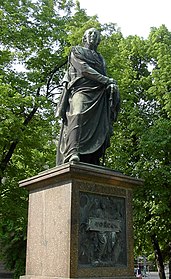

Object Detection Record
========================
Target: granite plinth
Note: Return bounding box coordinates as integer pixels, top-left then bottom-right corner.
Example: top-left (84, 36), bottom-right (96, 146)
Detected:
top-left (19, 162), bottom-right (143, 279)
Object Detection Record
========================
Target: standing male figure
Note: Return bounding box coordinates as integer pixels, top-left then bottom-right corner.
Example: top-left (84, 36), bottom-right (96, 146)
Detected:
top-left (56, 28), bottom-right (120, 165)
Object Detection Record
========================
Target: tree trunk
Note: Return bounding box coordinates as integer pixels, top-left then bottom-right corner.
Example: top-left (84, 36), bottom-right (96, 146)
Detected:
top-left (169, 243), bottom-right (171, 279)
top-left (151, 234), bottom-right (166, 279)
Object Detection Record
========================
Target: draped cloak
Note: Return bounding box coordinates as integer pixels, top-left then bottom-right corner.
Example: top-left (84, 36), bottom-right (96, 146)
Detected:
top-left (56, 46), bottom-right (120, 165)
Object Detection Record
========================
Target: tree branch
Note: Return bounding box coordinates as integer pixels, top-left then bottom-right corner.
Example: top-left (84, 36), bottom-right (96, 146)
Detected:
top-left (0, 60), bottom-right (68, 183)
top-left (0, 88), bottom-right (41, 182)
top-left (46, 59), bottom-right (67, 96)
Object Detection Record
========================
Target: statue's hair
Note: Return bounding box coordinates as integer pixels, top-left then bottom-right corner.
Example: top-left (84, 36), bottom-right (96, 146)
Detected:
top-left (82, 28), bottom-right (101, 46)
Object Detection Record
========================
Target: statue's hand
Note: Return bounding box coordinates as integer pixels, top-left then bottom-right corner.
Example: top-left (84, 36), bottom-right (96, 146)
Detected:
top-left (107, 78), bottom-right (116, 85)
top-left (62, 81), bottom-right (68, 89)
top-left (109, 83), bottom-right (118, 93)
top-left (106, 81), bottom-right (118, 93)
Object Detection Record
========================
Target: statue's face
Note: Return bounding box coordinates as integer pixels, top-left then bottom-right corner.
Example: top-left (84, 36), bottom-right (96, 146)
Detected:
top-left (83, 28), bottom-right (100, 48)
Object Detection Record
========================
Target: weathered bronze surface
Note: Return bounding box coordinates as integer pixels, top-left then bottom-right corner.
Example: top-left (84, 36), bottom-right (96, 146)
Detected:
top-left (56, 28), bottom-right (120, 165)
top-left (79, 192), bottom-right (127, 267)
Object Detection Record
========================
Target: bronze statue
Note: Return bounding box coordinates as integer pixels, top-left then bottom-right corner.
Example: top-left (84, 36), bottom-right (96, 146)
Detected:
top-left (56, 28), bottom-right (120, 165)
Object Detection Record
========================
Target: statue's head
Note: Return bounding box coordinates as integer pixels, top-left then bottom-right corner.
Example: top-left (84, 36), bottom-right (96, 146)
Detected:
top-left (82, 28), bottom-right (101, 49)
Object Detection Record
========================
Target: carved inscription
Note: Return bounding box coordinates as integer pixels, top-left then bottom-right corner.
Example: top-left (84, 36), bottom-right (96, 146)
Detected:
top-left (88, 217), bottom-right (120, 232)
top-left (78, 192), bottom-right (127, 267)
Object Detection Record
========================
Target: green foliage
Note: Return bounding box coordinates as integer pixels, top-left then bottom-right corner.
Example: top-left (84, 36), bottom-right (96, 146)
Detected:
top-left (0, 0), bottom-right (171, 276)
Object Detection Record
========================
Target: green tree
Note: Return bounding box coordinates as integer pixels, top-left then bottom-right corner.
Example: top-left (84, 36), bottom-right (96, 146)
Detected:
top-left (0, 0), bottom-right (101, 277)
top-left (0, 0), bottom-right (74, 182)
top-left (105, 25), bottom-right (171, 279)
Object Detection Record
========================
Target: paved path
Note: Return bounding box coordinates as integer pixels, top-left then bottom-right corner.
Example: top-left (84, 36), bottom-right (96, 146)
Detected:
top-left (144, 271), bottom-right (169, 278)
top-left (146, 272), bottom-right (160, 278)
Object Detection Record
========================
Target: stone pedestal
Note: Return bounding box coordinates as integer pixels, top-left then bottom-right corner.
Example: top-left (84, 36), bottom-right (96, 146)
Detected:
top-left (19, 162), bottom-right (143, 279)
